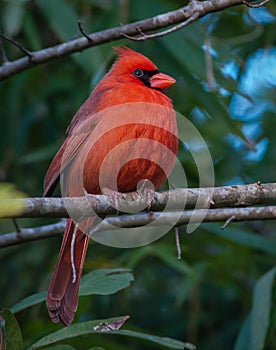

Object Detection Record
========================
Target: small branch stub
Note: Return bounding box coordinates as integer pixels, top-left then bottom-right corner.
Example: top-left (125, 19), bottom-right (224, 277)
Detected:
top-left (221, 215), bottom-right (236, 230)
top-left (78, 20), bottom-right (93, 42)
top-left (243, 0), bottom-right (270, 8)
top-left (0, 33), bottom-right (33, 60)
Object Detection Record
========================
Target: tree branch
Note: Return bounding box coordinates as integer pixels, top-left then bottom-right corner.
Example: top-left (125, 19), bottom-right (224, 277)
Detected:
top-left (3, 183), bottom-right (275, 219)
top-left (243, 0), bottom-right (270, 8)
top-left (93, 205), bottom-right (276, 231)
top-left (0, 220), bottom-right (66, 248)
top-left (1, 183), bottom-right (275, 247)
top-left (122, 12), bottom-right (201, 41)
top-left (0, 0), bottom-right (248, 81)
top-left (0, 37), bottom-right (9, 64)
top-left (1, 205), bottom-right (275, 248)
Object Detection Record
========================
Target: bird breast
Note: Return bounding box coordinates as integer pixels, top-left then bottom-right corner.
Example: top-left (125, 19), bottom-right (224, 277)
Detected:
top-left (62, 102), bottom-right (178, 196)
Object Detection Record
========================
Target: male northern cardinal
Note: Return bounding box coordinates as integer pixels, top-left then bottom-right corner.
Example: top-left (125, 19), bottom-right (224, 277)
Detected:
top-left (44, 47), bottom-right (178, 326)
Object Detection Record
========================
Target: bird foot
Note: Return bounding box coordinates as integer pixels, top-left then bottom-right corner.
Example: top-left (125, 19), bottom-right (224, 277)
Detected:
top-left (137, 179), bottom-right (155, 210)
top-left (102, 187), bottom-right (126, 212)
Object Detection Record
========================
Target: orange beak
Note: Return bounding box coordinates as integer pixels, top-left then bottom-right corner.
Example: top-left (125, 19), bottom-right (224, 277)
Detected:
top-left (150, 72), bottom-right (176, 90)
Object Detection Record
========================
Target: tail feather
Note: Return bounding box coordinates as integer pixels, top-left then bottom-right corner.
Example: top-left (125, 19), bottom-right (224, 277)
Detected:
top-left (47, 219), bottom-right (89, 326)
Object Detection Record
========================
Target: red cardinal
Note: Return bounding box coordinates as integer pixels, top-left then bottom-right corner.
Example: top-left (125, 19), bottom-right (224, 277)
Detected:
top-left (44, 47), bottom-right (178, 326)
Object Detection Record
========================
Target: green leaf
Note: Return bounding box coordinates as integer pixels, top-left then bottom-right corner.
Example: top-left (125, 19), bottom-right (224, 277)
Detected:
top-left (27, 316), bottom-right (195, 350)
top-left (44, 346), bottom-right (76, 350)
top-left (2, 0), bottom-right (25, 37)
top-left (160, 29), bottom-right (206, 81)
top-left (115, 330), bottom-right (196, 350)
top-left (249, 267), bottom-right (276, 350)
top-left (160, 32), bottom-right (251, 146)
top-left (205, 224), bottom-right (276, 255)
top-left (23, 12), bottom-right (43, 51)
top-left (151, 243), bottom-right (195, 276)
top-left (0, 309), bottom-right (23, 350)
top-left (19, 143), bottom-right (61, 164)
top-left (36, 0), bottom-right (109, 73)
top-left (234, 313), bottom-right (251, 350)
top-left (235, 268), bottom-right (276, 350)
top-left (11, 291), bottom-right (46, 314)
top-left (79, 268), bottom-right (134, 296)
top-left (0, 183), bottom-right (26, 218)
top-left (11, 269), bottom-right (133, 314)
top-left (36, 0), bottom-right (78, 40)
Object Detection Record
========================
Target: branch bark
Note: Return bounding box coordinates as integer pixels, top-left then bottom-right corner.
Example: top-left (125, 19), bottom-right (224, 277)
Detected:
top-left (0, 220), bottom-right (66, 248)
top-left (1, 183), bottom-right (276, 248)
top-left (94, 205), bottom-right (276, 231)
top-left (1, 205), bottom-right (275, 248)
top-left (0, 0), bottom-right (245, 81)
top-left (3, 183), bottom-right (275, 219)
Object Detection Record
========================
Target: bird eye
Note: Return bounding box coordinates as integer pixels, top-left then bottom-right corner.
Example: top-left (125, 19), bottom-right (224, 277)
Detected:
top-left (133, 68), bottom-right (144, 78)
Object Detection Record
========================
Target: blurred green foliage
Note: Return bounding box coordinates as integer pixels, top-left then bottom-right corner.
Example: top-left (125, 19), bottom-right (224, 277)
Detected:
top-left (0, 183), bottom-right (25, 218)
top-left (0, 0), bottom-right (276, 349)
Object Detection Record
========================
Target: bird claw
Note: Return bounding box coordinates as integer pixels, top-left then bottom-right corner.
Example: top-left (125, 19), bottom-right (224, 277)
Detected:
top-left (83, 188), bottom-right (90, 197)
top-left (137, 179), bottom-right (155, 210)
top-left (102, 187), bottom-right (125, 212)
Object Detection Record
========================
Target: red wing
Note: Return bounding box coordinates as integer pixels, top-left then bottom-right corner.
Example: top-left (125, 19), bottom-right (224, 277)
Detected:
top-left (43, 116), bottom-right (100, 197)
top-left (43, 84), bottom-right (108, 197)
top-left (43, 140), bottom-right (67, 197)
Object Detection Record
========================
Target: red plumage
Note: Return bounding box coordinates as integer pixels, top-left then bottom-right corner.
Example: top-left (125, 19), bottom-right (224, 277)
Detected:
top-left (44, 47), bottom-right (178, 326)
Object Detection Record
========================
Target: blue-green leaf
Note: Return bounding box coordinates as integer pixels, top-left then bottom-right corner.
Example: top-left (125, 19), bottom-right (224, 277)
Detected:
top-left (249, 267), bottom-right (276, 350)
top-left (11, 269), bottom-right (133, 313)
top-left (234, 313), bottom-right (251, 350)
top-left (27, 316), bottom-right (195, 350)
top-left (79, 268), bottom-right (134, 295)
top-left (205, 224), bottom-right (276, 255)
top-left (11, 292), bottom-right (46, 314)
top-left (0, 309), bottom-right (23, 350)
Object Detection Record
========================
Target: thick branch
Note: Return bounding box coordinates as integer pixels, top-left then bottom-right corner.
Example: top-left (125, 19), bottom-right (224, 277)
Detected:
top-left (0, 0), bottom-right (245, 81)
top-left (3, 183), bottom-right (276, 219)
top-left (1, 206), bottom-right (275, 248)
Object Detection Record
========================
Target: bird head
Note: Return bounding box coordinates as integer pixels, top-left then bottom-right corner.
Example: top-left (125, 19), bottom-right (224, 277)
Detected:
top-left (110, 47), bottom-right (176, 91)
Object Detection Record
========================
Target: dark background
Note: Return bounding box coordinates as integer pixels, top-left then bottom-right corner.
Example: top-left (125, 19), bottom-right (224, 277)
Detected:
top-left (0, 0), bottom-right (275, 349)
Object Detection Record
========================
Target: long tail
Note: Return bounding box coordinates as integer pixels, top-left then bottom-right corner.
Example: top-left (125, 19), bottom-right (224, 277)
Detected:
top-left (46, 219), bottom-right (89, 326)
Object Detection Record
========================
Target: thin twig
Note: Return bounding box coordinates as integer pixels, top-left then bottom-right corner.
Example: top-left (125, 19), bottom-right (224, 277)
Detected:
top-left (0, 37), bottom-right (9, 64)
top-left (1, 206), bottom-right (275, 248)
top-left (243, 0), bottom-right (270, 8)
top-left (78, 20), bottom-right (93, 42)
top-left (175, 226), bottom-right (182, 260)
top-left (221, 215), bottom-right (236, 230)
top-left (122, 12), bottom-right (200, 41)
top-left (204, 37), bottom-right (216, 92)
top-left (12, 218), bottom-right (21, 234)
top-left (0, 33), bottom-right (33, 59)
